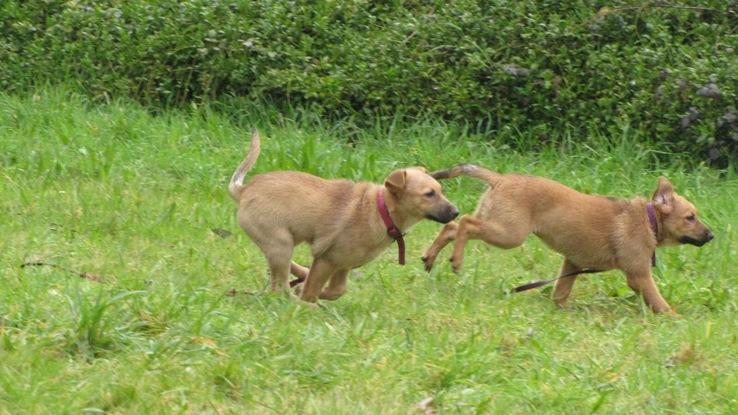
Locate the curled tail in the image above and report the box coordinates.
[228,129,261,201]
[430,164,500,184]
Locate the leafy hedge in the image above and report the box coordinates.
[2,1,737,161]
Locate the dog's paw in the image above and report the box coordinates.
[289,291,320,309]
[554,299,569,309]
[660,307,681,318]
[291,282,304,297]
[449,256,463,274]
[421,255,435,272]
[298,300,321,309]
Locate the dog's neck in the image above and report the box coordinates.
[380,189,416,232]
[645,202,660,266]
[645,202,663,244]
[376,189,407,265]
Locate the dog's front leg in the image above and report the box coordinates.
[300,258,336,303]
[626,271,672,313]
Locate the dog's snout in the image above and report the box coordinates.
[450,206,460,220]
[705,230,714,242]
[427,204,460,224]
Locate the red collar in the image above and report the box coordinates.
[646,203,658,267]
[376,190,405,265]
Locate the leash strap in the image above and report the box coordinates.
[512,268,603,293]
[376,190,406,265]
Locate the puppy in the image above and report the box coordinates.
[422,164,713,313]
[229,130,459,303]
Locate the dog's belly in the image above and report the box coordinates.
[538,234,617,270]
[564,252,616,270]
[325,246,386,269]
[314,233,391,269]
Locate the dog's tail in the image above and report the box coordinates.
[228,129,261,201]
[430,164,500,184]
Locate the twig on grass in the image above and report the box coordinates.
[224,288,257,297]
[20,261,106,283]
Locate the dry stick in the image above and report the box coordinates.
[224,288,257,297]
[20,261,104,282]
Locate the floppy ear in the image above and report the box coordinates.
[384,170,407,194]
[651,176,674,214]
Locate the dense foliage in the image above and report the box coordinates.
[2,1,737,161]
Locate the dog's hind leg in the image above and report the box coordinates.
[320,269,350,300]
[449,215,482,273]
[450,215,529,273]
[290,262,309,279]
[256,230,295,293]
[422,221,458,272]
[552,258,580,307]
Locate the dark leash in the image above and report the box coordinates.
[511,268,604,293]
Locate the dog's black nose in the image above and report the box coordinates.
[450,207,459,219]
[705,230,714,242]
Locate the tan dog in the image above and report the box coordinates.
[422,164,713,313]
[228,130,459,303]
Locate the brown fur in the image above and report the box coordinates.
[422,164,713,313]
[229,130,459,304]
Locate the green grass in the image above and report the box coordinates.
[1,89,737,414]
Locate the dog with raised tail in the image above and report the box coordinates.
[422,164,713,313]
[229,130,459,304]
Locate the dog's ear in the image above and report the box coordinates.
[652,176,675,214]
[384,169,407,194]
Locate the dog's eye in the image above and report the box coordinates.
[424,190,436,198]
[686,214,696,222]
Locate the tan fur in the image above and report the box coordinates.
[423,164,713,313]
[229,130,459,304]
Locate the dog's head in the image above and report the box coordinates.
[384,167,459,224]
[651,176,713,247]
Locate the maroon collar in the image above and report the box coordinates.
[646,203,658,267]
[376,190,405,265]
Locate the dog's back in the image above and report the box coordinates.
[238,171,358,243]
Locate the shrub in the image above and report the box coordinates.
[1,0,736,162]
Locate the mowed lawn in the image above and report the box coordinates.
[1,91,737,414]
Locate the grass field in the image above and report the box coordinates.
[1,90,737,414]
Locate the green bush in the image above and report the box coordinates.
[1,1,737,162]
